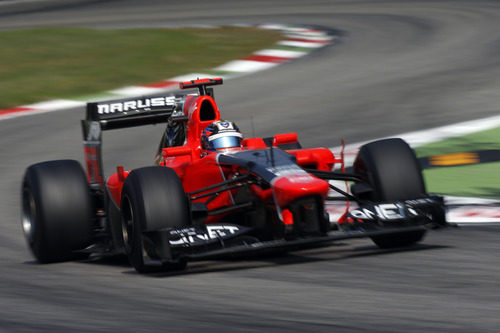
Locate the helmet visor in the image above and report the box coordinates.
[209,135,243,150]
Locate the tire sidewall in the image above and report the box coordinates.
[21,160,93,263]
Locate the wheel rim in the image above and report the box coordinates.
[121,195,135,253]
[21,186,36,243]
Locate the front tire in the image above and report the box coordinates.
[353,138,427,248]
[21,160,93,263]
[120,167,189,273]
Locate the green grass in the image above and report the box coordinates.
[423,162,500,198]
[414,126,500,157]
[414,127,500,198]
[0,27,282,108]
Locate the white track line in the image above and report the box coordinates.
[214,60,278,72]
[109,86,170,96]
[332,114,500,166]
[277,40,326,48]
[25,99,85,111]
[253,49,307,58]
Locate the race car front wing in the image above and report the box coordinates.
[141,196,447,263]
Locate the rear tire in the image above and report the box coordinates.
[120,167,189,273]
[21,160,93,263]
[353,138,427,248]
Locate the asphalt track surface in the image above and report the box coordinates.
[1,0,500,332]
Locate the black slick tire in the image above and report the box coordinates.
[353,138,427,248]
[120,166,189,273]
[21,160,93,263]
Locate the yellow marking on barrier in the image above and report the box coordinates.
[430,152,479,166]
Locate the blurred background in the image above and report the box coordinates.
[1,1,499,332]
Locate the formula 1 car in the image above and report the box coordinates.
[21,78,447,273]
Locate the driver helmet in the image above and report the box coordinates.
[201,120,243,152]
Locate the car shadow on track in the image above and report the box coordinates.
[109,242,450,277]
[22,242,450,276]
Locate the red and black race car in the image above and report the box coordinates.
[21,78,447,273]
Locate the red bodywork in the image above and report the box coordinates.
[104,78,343,226]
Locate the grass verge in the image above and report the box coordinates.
[414,127,500,198]
[422,163,500,198]
[0,27,282,109]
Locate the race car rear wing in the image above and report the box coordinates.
[81,78,224,190]
[82,95,182,189]
[84,95,178,130]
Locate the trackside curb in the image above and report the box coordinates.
[0,24,340,121]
